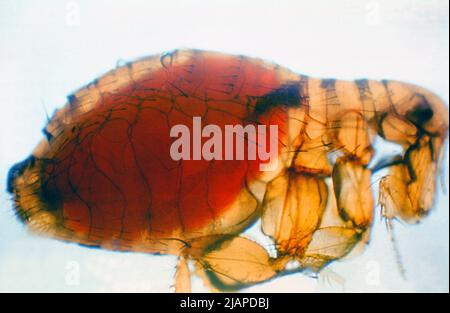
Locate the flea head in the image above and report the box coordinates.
[7,155,60,234]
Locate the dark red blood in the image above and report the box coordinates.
[43,52,289,241]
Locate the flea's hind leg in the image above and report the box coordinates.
[259,169,364,273]
[192,160,372,290]
[193,236,286,292]
[261,171,328,258]
[174,255,192,293]
[194,172,332,291]
[298,112,376,271]
[300,156,375,271]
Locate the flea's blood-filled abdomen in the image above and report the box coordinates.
[16,50,298,248]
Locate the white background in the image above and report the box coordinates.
[0,0,448,292]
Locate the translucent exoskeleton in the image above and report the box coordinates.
[7,50,449,292]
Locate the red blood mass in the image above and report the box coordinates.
[8,49,296,251]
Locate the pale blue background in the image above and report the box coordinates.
[0,0,448,292]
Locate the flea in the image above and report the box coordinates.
[7,49,449,292]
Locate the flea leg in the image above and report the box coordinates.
[260,169,362,271]
[295,156,376,272]
[259,116,373,272]
[319,267,346,290]
[195,171,330,291]
[194,230,358,291]
[293,112,375,271]
[194,236,286,292]
[194,165,369,290]
[261,171,328,258]
[299,226,362,271]
[174,255,192,293]
[332,157,374,230]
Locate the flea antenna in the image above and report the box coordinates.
[385,219,407,280]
